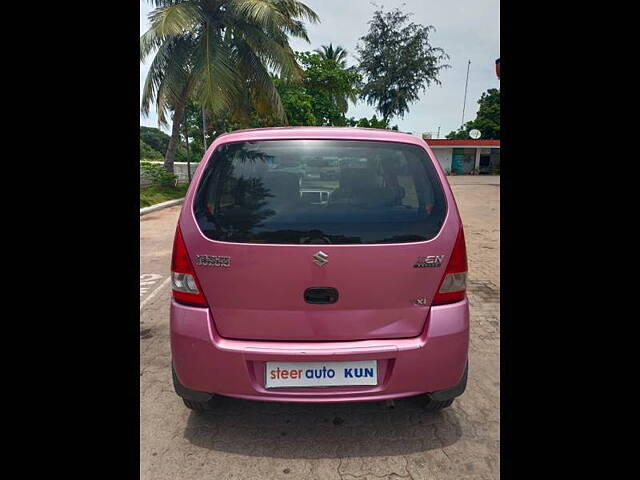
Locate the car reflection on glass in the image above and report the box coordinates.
[300,189,331,205]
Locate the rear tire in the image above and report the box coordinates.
[182,398,213,412]
[424,398,454,411]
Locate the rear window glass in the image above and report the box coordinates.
[193,140,447,244]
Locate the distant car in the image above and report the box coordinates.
[300,189,331,204]
[170,127,469,411]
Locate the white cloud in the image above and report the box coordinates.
[140,0,499,137]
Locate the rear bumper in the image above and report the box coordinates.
[170,298,469,403]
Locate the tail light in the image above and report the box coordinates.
[433,226,468,305]
[171,225,208,307]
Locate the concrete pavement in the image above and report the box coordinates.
[139,176,500,479]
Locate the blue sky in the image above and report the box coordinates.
[140,0,499,137]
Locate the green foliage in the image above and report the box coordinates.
[300,51,361,125]
[140,126,171,155]
[445,130,464,139]
[175,149,202,164]
[140,161,178,187]
[140,139,164,161]
[274,78,317,125]
[273,51,360,126]
[180,98,247,159]
[140,184,189,208]
[178,49,367,140]
[180,99,209,158]
[356,7,449,122]
[347,115,397,130]
[446,89,500,139]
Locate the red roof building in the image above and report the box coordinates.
[425,139,500,175]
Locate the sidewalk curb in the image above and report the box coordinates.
[140,198,184,217]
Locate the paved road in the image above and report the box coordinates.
[140,176,500,479]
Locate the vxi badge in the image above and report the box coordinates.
[414,255,444,268]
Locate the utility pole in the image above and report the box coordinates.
[461,60,471,129]
[184,123,191,183]
[202,107,207,150]
[437,126,441,139]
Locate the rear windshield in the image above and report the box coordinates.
[193,139,447,244]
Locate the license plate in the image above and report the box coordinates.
[265,360,377,388]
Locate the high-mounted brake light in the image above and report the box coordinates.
[171,225,208,307]
[432,226,468,305]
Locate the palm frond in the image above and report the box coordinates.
[146,1,186,7]
[140,29,163,61]
[228,0,318,40]
[191,22,242,115]
[141,35,193,125]
[271,0,319,24]
[141,40,172,117]
[148,1,202,37]
[235,38,287,123]
[141,2,201,61]
[233,20,303,81]
[315,43,348,67]
[281,19,309,42]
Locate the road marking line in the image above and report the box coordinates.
[140,273,163,297]
[140,276,171,311]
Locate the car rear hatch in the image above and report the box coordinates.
[185,138,457,342]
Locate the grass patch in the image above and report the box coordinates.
[140,184,189,208]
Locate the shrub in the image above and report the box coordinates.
[175,149,202,164]
[140,162,177,187]
[140,139,163,161]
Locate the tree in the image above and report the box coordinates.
[446,89,500,139]
[356,7,449,123]
[277,51,360,126]
[140,139,164,161]
[314,43,348,68]
[274,77,317,125]
[179,98,246,163]
[177,49,360,148]
[140,0,319,173]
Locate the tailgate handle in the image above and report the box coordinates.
[304,287,339,304]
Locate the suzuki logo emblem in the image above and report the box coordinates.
[313,251,329,266]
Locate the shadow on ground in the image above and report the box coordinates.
[183,395,462,459]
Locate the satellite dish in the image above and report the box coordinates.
[469,129,481,139]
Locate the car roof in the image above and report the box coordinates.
[212,126,424,146]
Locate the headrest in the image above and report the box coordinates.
[339,167,378,192]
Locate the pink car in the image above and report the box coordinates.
[170,127,469,411]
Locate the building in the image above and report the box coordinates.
[425,139,500,174]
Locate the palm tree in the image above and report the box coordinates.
[314,43,348,68]
[314,44,357,114]
[141,0,319,173]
